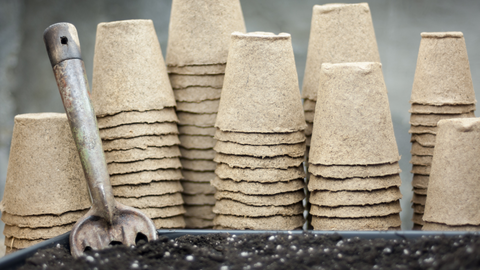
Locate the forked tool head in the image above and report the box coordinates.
[70,202,158,257]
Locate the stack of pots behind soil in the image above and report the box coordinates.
[422,118,480,231]
[212,32,307,230]
[0,114,91,254]
[409,32,476,230]
[302,3,380,157]
[166,0,246,229]
[91,20,186,229]
[308,62,403,231]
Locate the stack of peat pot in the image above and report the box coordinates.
[166,0,246,229]
[302,3,380,158]
[0,114,91,254]
[422,118,480,231]
[409,32,476,230]
[308,62,403,231]
[91,20,186,229]
[212,32,307,230]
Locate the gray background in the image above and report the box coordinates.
[0,0,479,247]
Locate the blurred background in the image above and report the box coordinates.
[0,0,479,249]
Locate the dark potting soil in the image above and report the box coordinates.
[19,233,480,270]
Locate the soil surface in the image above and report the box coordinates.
[19,233,480,270]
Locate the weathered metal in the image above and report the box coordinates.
[43,22,157,258]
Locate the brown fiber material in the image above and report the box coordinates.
[1,210,88,228]
[5,238,45,249]
[309,187,402,207]
[167,64,226,75]
[215,32,306,133]
[303,99,316,112]
[411,165,431,176]
[410,142,434,156]
[174,87,222,102]
[410,32,476,106]
[179,135,216,149]
[177,112,217,127]
[182,171,216,183]
[413,188,428,196]
[112,181,183,198]
[102,135,180,151]
[412,203,425,214]
[109,169,183,186]
[412,174,429,189]
[180,148,216,160]
[184,205,215,219]
[214,141,306,158]
[308,163,401,179]
[116,193,184,209]
[412,213,425,225]
[310,201,401,218]
[91,20,175,116]
[181,182,216,195]
[105,146,181,163]
[409,104,476,114]
[409,125,438,135]
[215,163,305,183]
[410,134,436,147]
[184,217,214,229]
[409,112,475,126]
[309,62,399,165]
[166,0,245,66]
[99,123,178,140]
[3,223,73,240]
[304,111,315,123]
[411,194,426,205]
[1,113,91,216]
[213,214,304,230]
[182,194,216,205]
[410,155,433,166]
[308,174,401,192]
[214,153,304,169]
[152,215,186,229]
[301,3,380,101]
[422,221,480,231]
[214,190,305,206]
[97,109,179,129]
[211,177,305,195]
[311,214,401,231]
[139,205,186,219]
[423,118,480,226]
[180,159,216,171]
[107,158,182,175]
[305,122,313,136]
[169,74,225,89]
[176,100,220,114]
[214,129,306,146]
[213,200,304,217]
[178,126,216,136]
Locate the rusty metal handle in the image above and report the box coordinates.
[44,22,116,224]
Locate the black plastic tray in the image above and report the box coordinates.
[0,229,474,270]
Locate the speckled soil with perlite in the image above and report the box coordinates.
[18,233,480,270]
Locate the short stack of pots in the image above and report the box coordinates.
[166,0,246,228]
[1,114,91,254]
[212,32,307,230]
[308,62,403,231]
[91,20,186,229]
[409,32,476,229]
[423,118,480,231]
